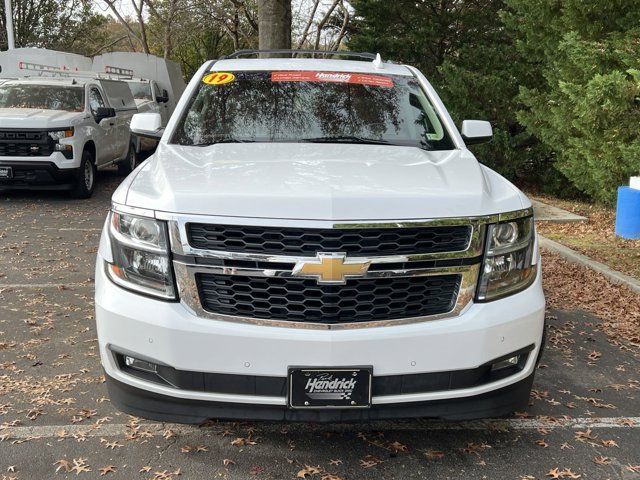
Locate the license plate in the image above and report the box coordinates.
[288,367,372,409]
[0,167,12,179]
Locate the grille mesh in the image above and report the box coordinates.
[0,131,54,157]
[196,273,461,324]
[187,223,471,257]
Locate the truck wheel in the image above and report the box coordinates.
[71,150,96,199]
[117,144,137,176]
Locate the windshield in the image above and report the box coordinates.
[0,84,84,112]
[128,81,153,100]
[172,70,455,150]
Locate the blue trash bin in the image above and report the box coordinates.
[615,186,640,239]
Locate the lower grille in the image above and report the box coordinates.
[196,273,461,324]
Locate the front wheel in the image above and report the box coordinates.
[117,144,137,176]
[70,150,96,199]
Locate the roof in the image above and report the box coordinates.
[208,58,413,76]
[2,77,85,87]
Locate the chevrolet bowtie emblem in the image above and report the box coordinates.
[292,253,371,285]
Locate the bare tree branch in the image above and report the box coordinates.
[313,0,339,50]
[296,0,320,49]
[90,34,129,56]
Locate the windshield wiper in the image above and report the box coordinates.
[301,135,395,146]
[190,138,255,146]
[302,136,431,150]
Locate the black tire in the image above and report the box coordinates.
[117,143,137,176]
[70,150,96,199]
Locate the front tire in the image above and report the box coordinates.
[71,150,96,199]
[117,144,137,176]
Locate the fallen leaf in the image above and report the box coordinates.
[99,465,116,476]
[424,449,445,459]
[546,468,562,479]
[54,459,72,473]
[601,439,618,447]
[297,465,322,478]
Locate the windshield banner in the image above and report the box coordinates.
[271,71,393,88]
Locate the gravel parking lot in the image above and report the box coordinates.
[0,171,639,480]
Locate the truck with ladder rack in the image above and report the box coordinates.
[0,61,139,198]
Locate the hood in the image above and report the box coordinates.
[121,143,526,221]
[134,99,154,109]
[0,108,83,129]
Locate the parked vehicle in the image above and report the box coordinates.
[95,51,546,423]
[0,47,92,79]
[93,53,185,153]
[0,65,138,198]
[92,52,185,126]
[124,78,170,151]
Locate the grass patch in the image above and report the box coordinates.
[531,194,640,280]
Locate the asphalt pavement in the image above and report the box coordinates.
[0,168,638,480]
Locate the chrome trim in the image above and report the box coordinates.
[498,207,533,222]
[168,217,488,261]
[114,206,533,329]
[112,202,156,219]
[174,261,480,330]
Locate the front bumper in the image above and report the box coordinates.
[95,254,545,422]
[105,369,536,423]
[0,160,79,190]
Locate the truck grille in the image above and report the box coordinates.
[0,131,54,157]
[196,273,461,324]
[186,223,472,256]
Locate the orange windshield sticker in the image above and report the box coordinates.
[203,72,235,85]
[271,71,393,87]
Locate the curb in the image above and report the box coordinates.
[538,235,640,294]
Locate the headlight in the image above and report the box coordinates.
[48,128,74,141]
[476,215,536,301]
[105,210,176,299]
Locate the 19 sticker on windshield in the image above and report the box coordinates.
[202,72,235,86]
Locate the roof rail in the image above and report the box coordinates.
[18,61,134,80]
[223,49,383,61]
[104,65,134,78]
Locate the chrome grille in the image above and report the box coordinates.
[196,273,461,324]
[153,209,537,330]
[186,223,472,256]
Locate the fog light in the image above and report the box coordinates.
[491,355,520,372]
[124,356,157,373]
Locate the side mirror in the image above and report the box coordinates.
[461,120,493,145]
[95,107,116,124]
[130,112,164,139]
[157,89,169,103]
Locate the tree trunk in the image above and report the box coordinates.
[257,0,291,53]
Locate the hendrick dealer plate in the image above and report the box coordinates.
[288,367,372,409]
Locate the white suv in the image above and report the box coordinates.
[95,51,545,422]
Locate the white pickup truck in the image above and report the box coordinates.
[0,76,138,198]
[95,51,546,423]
